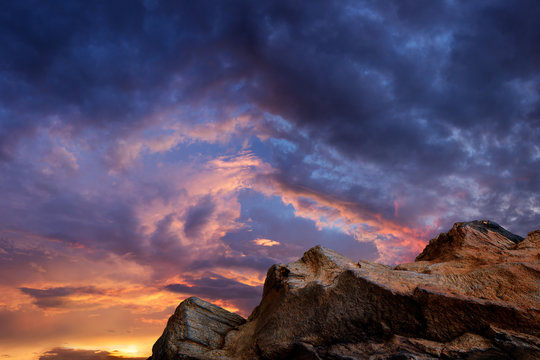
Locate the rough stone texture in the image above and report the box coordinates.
[149,297,245,360]
[149,220,540,359]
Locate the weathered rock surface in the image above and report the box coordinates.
[150,297,246,360]
[149,220,540,359]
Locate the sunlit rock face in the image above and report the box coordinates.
[149,220,540,360]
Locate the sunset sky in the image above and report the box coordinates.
[1,1,539,359]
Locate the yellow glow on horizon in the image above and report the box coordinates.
[109,344,139,357]
[61,340,154,358]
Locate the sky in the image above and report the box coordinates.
[0,0,539,359]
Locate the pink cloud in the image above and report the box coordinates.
[252,174,431,264]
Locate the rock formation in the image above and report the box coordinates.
[150,297,246,360]
[149,220,540,359]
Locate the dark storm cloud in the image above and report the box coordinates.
[244,0,540,234]
[20,286,102,308]
[0,0,234,158]
[1,1,538,183]
[39,347,146,360]
[0,0,538,261]
[183,195,216,238]
[251,0,539,174]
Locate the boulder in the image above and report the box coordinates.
[149,297,245,360]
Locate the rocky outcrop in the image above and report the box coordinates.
[149,220,540,359]
[150,297,245,360]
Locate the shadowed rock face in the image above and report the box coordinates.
[149,221,540,360]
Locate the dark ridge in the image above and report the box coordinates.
[458,220,524,244]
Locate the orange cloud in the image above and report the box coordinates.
[134,151,275,260]
[0,147,434,360]
[253,175,430,264]
[253,238,280,247]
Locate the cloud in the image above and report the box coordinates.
[253,238,280,247]
[1,0,538,239]
[165,272,262,313]
[0,0,536,279]
[222,190,380,262]
[19,286,102,309]
[246,0,540,237]
[0,1,539,357]
[165,273,261,300]
[183,195,216,239]
[39,347,146,360]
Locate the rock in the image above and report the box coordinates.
[149,221,540,359]
[415,220,524,262]
[149,297,245,360]
[489,326,540,360]
[440,332,507,359]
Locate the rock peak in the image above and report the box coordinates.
[456,220,524,243]
[415,219,526,262]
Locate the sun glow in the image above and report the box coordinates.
[66,342,151,358]
[110,344,140,357]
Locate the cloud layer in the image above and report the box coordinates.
[0,0,538,358]
[39,348,146,360]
